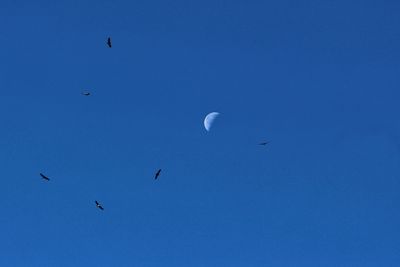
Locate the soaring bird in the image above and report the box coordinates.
[95,200,104,210]
[81,91,91,96]
[259,141,270,146]
[107,37,112,48]
[154,169,161,180]
[40,173,50,181]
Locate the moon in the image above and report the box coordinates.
[204,112,220,131]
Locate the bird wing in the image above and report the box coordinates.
[40,173,49,180]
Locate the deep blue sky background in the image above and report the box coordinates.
[1,0,400,266]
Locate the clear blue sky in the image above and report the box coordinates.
[1,0,400,266]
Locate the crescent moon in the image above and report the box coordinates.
[204,112,220,131]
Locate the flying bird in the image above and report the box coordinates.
[81,91,90,96]
[154,169,161,180]
[95,200,104,210]
[40,173,50,181]
[259,141,270,146]
[106,37,112,48]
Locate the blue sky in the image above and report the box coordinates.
[1,0,400,266]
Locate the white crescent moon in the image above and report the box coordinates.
[204,112,220,131]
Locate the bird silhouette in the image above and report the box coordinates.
[95,200,104,210]
[154,169,161,180]
[259,141,270,146]
[40,173,50,181]
[107,37,112,48]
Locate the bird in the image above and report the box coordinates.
[259,141,270,146]
[40,173,50,181]
[106,37,112,48]
[154,169,161,180]
[95,200,104,210]
[81,91,90,96]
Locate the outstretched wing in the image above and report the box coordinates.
[155,169,161,179]
[95,200,104,210]
[40,173,50,180]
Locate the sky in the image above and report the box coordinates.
[0,0,400,266]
